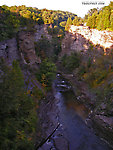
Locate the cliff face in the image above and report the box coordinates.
[0,25,113,65]
[61,25,113,56]
[18,31,41,65]
[0,25,48,66]
[61,32,91,56]
[34,24,52,42]
[0,38,19,65]
[69,26,113,49]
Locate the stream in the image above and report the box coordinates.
[53,73,112,150]
[37,74,112,150]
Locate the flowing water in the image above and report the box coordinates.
[54,74,112,150]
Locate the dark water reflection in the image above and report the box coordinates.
[54,74,112,150]
[63,91,90,120]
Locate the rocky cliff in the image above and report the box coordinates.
[61,25,113,56]
[34,24,52,42]
[0,24,113,148]
[18,31,41,65]
[0,38,19,65]
[0,25,50,66]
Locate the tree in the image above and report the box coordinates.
[86,16,93,28]
[72,16,79,26]
[87,8,98,16]
[103,6,111,29]
[42,10,54,24]
[0,60,36,150]
[60,21,66,27]
[61,53,80,72]
[36,59,56,87]
[110,12,113,30]
[65,17,72,31]
[96,11,104,30]
[91,12,97,28]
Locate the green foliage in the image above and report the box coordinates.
[60,21,66,27]
[61,53,80,72]
[87,8,98,16]
[65,17,72,31]
[85,2,113,31]
[81,54,113,87]
[87,57,92,68]
[51,37,62,58]
[36,59,56,88]
[0,60,37,150]
[85,69,108,87]
[35,36,51,59]
[110,11,113,30]
[0,5,80,41]
[72,16,80,26]
[96,11,104,30]
[76,53,113,116]
[47,25,64,38]
[86,12,97,28]
[32,86,44,100]
[35,35,62,61]
[78,65,87,76]
[94,73,113,115]
[42,10,54,24]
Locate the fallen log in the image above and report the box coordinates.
[35,123,60,150]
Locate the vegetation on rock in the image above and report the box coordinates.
[0,2,113,148]
[61,52,80,72]
[0,60,37,149]
[36,59,56,89]
[0,5,79,41]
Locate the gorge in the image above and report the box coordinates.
[0,4,113,150]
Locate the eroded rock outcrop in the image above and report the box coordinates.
[69,25,113,49]
[61,32,91,56]
[0,30,42,66]
[18,31,41,65]
[61,25,113,56]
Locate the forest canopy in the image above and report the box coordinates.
[84,1,113,30]
[0,2,112,41]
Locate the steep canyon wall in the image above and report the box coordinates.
[61,25,113,56]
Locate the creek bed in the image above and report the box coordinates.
[37,74,112,150]
[54,73,112,150]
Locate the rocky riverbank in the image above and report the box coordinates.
[35,75,112,150]
[35,92,69,150]
[59,73,113,148]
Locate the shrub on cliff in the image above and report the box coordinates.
[36,59,56,88]
[61,53,80,72]
[35,36,52,59]
[35,36,62,62]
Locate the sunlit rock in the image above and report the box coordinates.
[69,25,113,49]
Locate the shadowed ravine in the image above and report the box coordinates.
[37,74,112,150]
[53,74,112,150]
